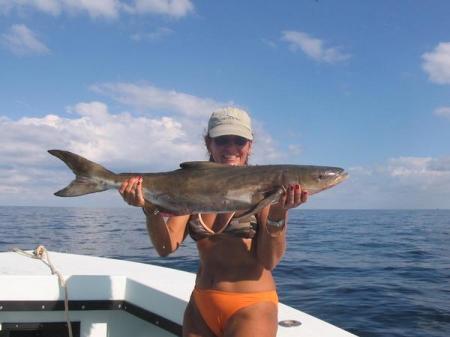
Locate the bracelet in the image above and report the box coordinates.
[142,205,160,217]
[266,217,286,236]
[267,218,285,228]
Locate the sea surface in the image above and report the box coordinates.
[0,207,449,337]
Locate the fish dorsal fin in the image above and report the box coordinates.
[180,161,226,169]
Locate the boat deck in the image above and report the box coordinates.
[0,251,356,337]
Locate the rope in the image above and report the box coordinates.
[12,245,73,337]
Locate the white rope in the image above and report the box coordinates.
[12,245,73,337]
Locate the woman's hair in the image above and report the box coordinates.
[203,133,215,162]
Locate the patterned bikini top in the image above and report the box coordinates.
[188,213,258,241]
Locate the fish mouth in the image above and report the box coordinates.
[307,170,348,195]
[331,171,348,187]
[320,170,348,192]
[339,170,349,180]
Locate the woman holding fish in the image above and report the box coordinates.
[119,107,308,337]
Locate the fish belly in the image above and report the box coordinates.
[143,188,258,214]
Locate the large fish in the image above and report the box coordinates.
[49,150,348,217]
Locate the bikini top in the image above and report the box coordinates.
[188,213,258,241]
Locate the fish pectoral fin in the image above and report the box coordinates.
[234,187,285,220]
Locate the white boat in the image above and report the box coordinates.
[0,249,357,337]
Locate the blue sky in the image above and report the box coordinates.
[1,0,450,209]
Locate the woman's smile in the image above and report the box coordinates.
[208,138,252,166]
[221,154,241,165]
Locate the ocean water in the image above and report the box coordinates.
[0,207,449,337]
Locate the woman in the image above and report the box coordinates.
[119,107,307,337]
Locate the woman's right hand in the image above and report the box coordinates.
[119,176,145,207]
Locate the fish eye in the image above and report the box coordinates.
[316,173,325,181]
[317,172,335,180]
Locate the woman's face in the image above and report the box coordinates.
[207,135,252,166]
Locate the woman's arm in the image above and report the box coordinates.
[256,184,308,270]
[119,176,190,257]
[142,204,190,257]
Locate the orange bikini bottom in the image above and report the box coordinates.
[192,288,278,337]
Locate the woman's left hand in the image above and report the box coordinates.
[278,184,308,210]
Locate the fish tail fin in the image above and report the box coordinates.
[48,149,115,197]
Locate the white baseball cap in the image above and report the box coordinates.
[207,107,253,140]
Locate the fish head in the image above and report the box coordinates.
[298,166,348,195]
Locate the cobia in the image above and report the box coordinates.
[49,149,348,217]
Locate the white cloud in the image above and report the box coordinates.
[281,30,350,64]
[67,0,120,18]
[422,42,450,85]
[384,157,450,199]
[91,82,227,118]
[387,157,430,177]
[0,0,61,15]
[89,83,283,164]
[0,0,194,18]
[133,0,194,18]
[0,0,120,18]
[310,156,450,209]
[287,144,302,156]
[0,82,282,206]
[434,106,450,119]
[0,101,201,205]
[2,97,450,209]
[1,79,448,208]
[24,0,61,15]
[0,104,199,168]
[428,157,450,172]
[1,24,50,56]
